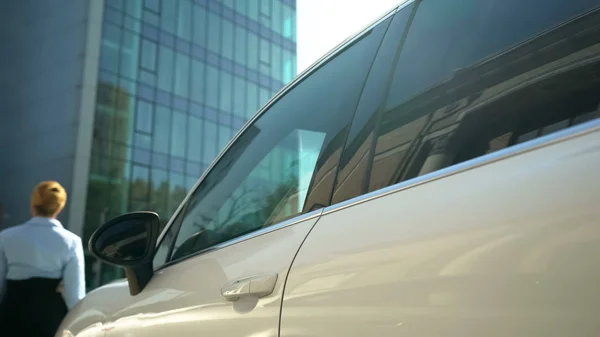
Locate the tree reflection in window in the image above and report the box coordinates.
[170,130,324,260]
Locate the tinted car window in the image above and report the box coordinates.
[153,218,176,268]
[157,18,391,263]
[387,0,600,110]
[332,0,600,203]
[332,6,414,203]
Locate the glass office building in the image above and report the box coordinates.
[87,0,296,287]
[0,0,296,290]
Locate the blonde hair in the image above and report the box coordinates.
[31,181,67,217]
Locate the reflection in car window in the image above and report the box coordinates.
[332,0,600,203]
[332,7,414,203]
[387,0,600,110]
[164,18,391,262]
[170,130,325,261]
[153,218,176,269]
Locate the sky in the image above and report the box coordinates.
[297,0,401,72]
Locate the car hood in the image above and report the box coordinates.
[56,279,131,337]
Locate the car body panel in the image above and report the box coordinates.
[56,1,600,337]
[58,215,319,337]
[280,123,600,337]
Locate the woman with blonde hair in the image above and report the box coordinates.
[0,181,86,336]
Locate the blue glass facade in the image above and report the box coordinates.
[85,0,296,288]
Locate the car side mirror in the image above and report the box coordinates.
[89,211,160,295]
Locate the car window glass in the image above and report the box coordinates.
[387,0,600,110]
[332,7,414,203]
[153,218,176,269]
[332,0,600,203]
[164,18,391,263]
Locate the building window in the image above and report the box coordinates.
[208,12,222,54]
[136,100,154,133]
[177,0,192,41]
[140,39,157,71]
[174,53,190,97]
[157,46,174,92]
[160,0,177,34]
[206,65,220,109]
[154,106,171,154]
[170,110,187,157]
[187,116,203,162]
[190,59,206,104]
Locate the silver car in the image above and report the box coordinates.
[59,0,600,336]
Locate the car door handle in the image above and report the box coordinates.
[221,273,278,301]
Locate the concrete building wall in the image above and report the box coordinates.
[0,0,92,228]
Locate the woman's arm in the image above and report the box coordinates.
[62,237,86,309]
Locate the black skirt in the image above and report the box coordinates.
[0,277,68,337]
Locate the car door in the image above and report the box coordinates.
[281,1,600,337]
[98,13,391,337]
